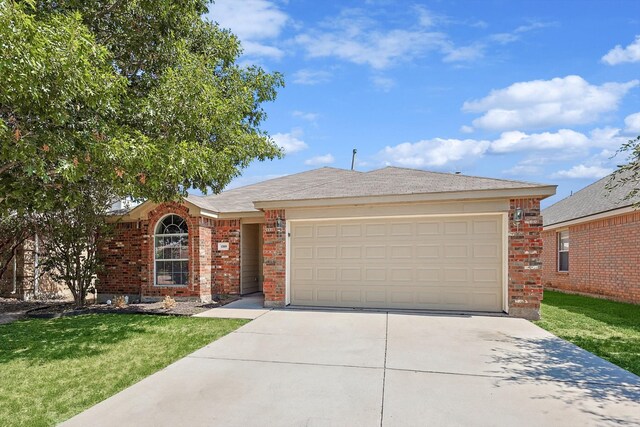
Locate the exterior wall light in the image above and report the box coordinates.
[513,208,524,221]
[275,217,284,228]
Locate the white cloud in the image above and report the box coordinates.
[240,41,284,60]
[463,75,638,131]
[292,111,319,122]
[371,75,396,91]
[292,69,332,85]
[489,127,628,154]
[460,125,474,133]
[489,21,555,45]
[602,36,640,65]
[294,8,454,69]
[209,0,288,59]
[296,28,449,69]
[502,164,543,176]
[624,112,640,134]
[379,138,490,168]
[442,44,485,63]
[553,165,613,179]
[304,154,335,166]
[490,129,589,153]
[272,128,308,153]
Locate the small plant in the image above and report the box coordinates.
[162,295,176,310]
[113,295,127,309]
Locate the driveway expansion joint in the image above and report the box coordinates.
[380,312,389,427]
[186,354,384,371]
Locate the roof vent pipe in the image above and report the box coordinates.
[351,149,357,171]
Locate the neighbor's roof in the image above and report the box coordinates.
[186,167,360,213]
[253,166,554,205]
[542,172,639,227]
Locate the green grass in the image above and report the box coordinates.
[0,314,248,427]
[536,290,640,376]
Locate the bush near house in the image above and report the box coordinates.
[0,314,248,427]
[536,290,640,376]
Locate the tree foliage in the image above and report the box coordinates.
[609,135,640,205]
[0,0,284,216]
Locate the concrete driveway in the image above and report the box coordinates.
[63,310,640,427]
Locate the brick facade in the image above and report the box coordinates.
[508,198,544,320]
[211,219,241,295]
[99,200,547,318]
[262,209,286,307]
[542,210,640,305]
[98,203,214,302]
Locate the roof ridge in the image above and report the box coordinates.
[376,166,545,186]
[543,172,629,212]
[200,167,356,199]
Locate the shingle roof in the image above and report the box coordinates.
[254,166,551,203]
[186,167,360,213]
[542,172,640,226]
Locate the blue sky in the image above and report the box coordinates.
[205,0,640,207]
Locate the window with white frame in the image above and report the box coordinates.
[154,214,188,286]
[557,230,569,272]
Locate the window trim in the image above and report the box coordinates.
[154,214,189,287]
[557,230,569,272]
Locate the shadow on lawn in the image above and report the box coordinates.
[489,333,640,425]
[0,314,154,363]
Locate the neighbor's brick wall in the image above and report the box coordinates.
[0,238,70,300]
[262,209,286,307]
[508,198,544,320]
[542,210,640,304]
[211,219,241,295]
[0,245,24,298]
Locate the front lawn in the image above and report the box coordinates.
[536,290,640,376]
[0,314,248,427]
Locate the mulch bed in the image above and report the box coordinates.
[0,295,241,322]
[0,297,51,315]
[24,296,241,319]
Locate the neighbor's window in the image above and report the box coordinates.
[557,230,569,272]
[154,214,188,286]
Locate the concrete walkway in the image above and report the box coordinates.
[63,310,640,427]
[194,293,269,319]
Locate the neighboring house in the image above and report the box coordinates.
[0,236,72,300]
[542,173,640,304]
[98,166,556,319]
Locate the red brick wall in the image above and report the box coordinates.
[542,211,640,304]
[211,219,241,295]
[262,209,286,307]
[99,221,144,298]
[98,202,215,301]
[508,198,544,320]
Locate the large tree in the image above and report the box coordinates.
[0,0,284,216]
[0,0,284,286]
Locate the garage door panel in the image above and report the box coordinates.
[473,243,499,258]
[390,245,413,259]
[290,215,503,312]
[391,223,413,236]
[444,221,468,235]
[444,244,469,258]
[365,268,386,281]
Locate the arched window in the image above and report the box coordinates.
[154,214,188,286]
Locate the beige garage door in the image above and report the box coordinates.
[290,215,504,312]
